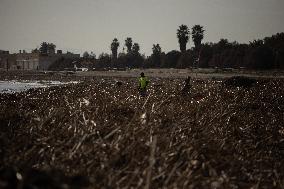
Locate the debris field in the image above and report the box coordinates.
[0,76,284,189]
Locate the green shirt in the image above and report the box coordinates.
[139,76,149,89]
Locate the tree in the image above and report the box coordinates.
[148,44,162,67]
[97,53,111,68]
[32,48,39,53]
[90,51,96,59]
[48,43,56,54]
[161,50,181,68]
[111,38,120,59]
[192,25,205,50]
[177,25,190,53]
[152,44,162,56]
[39,42,56,54]
[39,42,48,54]
[217,39,231,52]
[125,37,133,53]
[198,43,213,68]
[249,40,264,48]
[83,51,90,58]
[249,45,274,69]
[132,43,140,55]
[177,51,194,68]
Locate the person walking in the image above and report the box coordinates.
[138,72,149,97]
[181,76,191,95]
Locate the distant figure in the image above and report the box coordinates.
[181,76,191,95]
[138,72,149,97]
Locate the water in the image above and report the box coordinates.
[0,80,79,93]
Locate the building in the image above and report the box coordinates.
[15,51,40,70]
[0,50,16,70]
[0,49,80,71]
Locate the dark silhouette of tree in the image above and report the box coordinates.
[132,43,140,55]
[32,48,39,53]
[115,41,144,68]
[248,45,274,69]
[48,57,76,71]
[125,37,133,53]
[152,44,162,55]
[130,43,143,67]
[39,42,48,54]
[151,44,162,67]
[177,25,190,53]
[177,51,194,68]
[198,43,213,68]
[161,50,181,68]
[263,33,284,68]
[97,53,111,68]
[111,38,120,59]
[217,39,231,50]
[47,43,56,54]
[83,51,90,58]
[45,32,284,70]
[144,44,163,68]
[90,51,96,59]
[192,25,205,50]
[249,40,264,48]
[191,25,205,67]
[39,42,56,54]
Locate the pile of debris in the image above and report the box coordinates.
[0,167,89,189]
[0,77,283,188]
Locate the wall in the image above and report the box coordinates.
[0,51,16,70]
[16,53,40,70]
[1,51,80,71]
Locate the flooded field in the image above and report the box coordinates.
[0,80,79,93]
[0,71,284,188]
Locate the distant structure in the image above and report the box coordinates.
[0,50,15,70]
[0,49,80,71]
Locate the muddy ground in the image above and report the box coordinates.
[0,71,284,188]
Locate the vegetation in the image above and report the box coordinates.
[95,29,284,70]
[83,51,90,58]
[111,38,120,60]
[192,25,205,50]
[44,26,284,71]
[177,25,190,53]
[125,37,133,54]
[132,43,140,55]
[39,42,56,55]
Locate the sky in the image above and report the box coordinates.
[0,0,284,56]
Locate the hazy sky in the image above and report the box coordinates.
[0,0,284,56]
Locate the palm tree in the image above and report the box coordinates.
[125,37,133,53]
[177,25,190,53]
[192,25,205,50]
[111,38,120,59]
